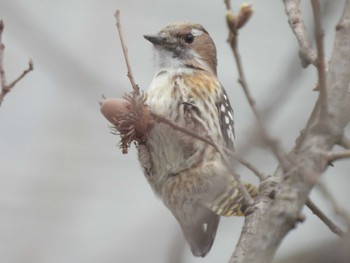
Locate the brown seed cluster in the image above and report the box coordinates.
[100,92,154,153]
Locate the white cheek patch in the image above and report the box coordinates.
[156,48,184,69]
[191,28,203,36]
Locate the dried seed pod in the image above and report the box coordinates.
[100,92,154,153]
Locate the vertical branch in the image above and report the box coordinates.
[0,19,33,107]
[311,0,329,120]
[283,0,317,67]
[229,0,350,261]
[114,10,140,96]
[0,20,6,89]
[225,3,289,170]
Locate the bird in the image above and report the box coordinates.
[137,21,257,257]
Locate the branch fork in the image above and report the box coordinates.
[0,20,33,107]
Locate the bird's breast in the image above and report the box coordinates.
[141,68,223,193]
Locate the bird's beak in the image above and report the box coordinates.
[143,34,166,46]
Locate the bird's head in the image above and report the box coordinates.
[144,22,217,75]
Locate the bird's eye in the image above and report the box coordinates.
[184,33,194,44]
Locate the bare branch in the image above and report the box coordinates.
[326,149,350,162]
[0,20,6,88]
[110,5,350,263]
[114,10,140,96]
[306,198,345,237]
[227,153,267,181]
[311,0,329,119]
[225,3,289,171]
[317,180,350,226]
[7,59,33,89]
[283,0,317,67]
[0,19,34,107]
[230,0,350,261]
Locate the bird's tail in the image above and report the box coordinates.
[181,210,220,257]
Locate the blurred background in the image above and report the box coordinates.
[0,0,349,262]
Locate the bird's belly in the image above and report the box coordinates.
[150,124,200,168]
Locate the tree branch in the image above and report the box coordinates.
[228,154,267,181]
[306,198,345,237]
[230,1,350,262]
[108,5,350,263]
[311,0,329,119]
[114,10,139,96]
[283,0,317,67]
[225,3,290,171]
[326,149,350,162]
[317,180,350,226]
[0,19,33,107]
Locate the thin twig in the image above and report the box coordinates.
[225,3,289,171]
[317,181,350,226]
[114,10,139,96]
[6,59,33,89]
[227,151,267,181]
[0,19,33,107]
[283,0,317,67]
[152,112,254,206]
[311,0,329,120]
[306,198,345,237]
[326,149,350,162]
[0,20,6,88]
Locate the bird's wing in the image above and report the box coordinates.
[218,86,235,151]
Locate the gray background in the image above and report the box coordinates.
[0,0,348,262]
